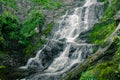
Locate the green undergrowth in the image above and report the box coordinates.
[30,0,62,10]
[101,0,120,21]
[0,66,5,69]
[0,10,20,52]
[20,10,45,38]
[0,51,7,61]
[80,0,120,80]
[88,0,120,45]
[20,10,45,57]
[80,36,120,80]
[0,0,18,10]
[23,35,44,57]
[80,62,120,80]
[44,21,54,35]
[88,20,116,45]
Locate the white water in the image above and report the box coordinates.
[21,0,104,80]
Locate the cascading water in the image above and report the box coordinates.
[21,0,104,80]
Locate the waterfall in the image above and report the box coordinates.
[21,0,104,80]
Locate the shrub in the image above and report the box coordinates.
[88,20,116,44]
[20,10,45,38]
[30,0,62,10]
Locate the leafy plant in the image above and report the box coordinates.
[88,20,116,44]
[80,70,97,80]
[0,11,20,51]
[20,10,45,38]
[44,21,54,35]
[30,0,62,10]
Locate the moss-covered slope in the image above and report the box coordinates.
[79,0,120,80]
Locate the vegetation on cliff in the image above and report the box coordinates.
[80,36,120,80]
[0,0,62,73]
[0,0,63,79]
[79,0,120,80]
[88,0,120,45]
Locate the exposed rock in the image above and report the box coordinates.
[114,11,120,20]
[16,0,34,22]
[35,26,40,33]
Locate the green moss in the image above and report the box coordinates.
[80,70,97,80]
[23,35,44,57]
[0,51,7,60]
[79,36,120,80]
[0,9,45,61]
[19,10,45,57]
[113,48,120,61]
[113,36,120,62]
[29,0,62,10]
[88,20,116,44]
[0,66,5,69]
[1,0,18,10]
[80,62,120,80]
[0,11,20,50]
[44,21,54,35]
[101,0,120,21]
[88,0,120,45]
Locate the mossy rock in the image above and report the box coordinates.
[88,19,116,45]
